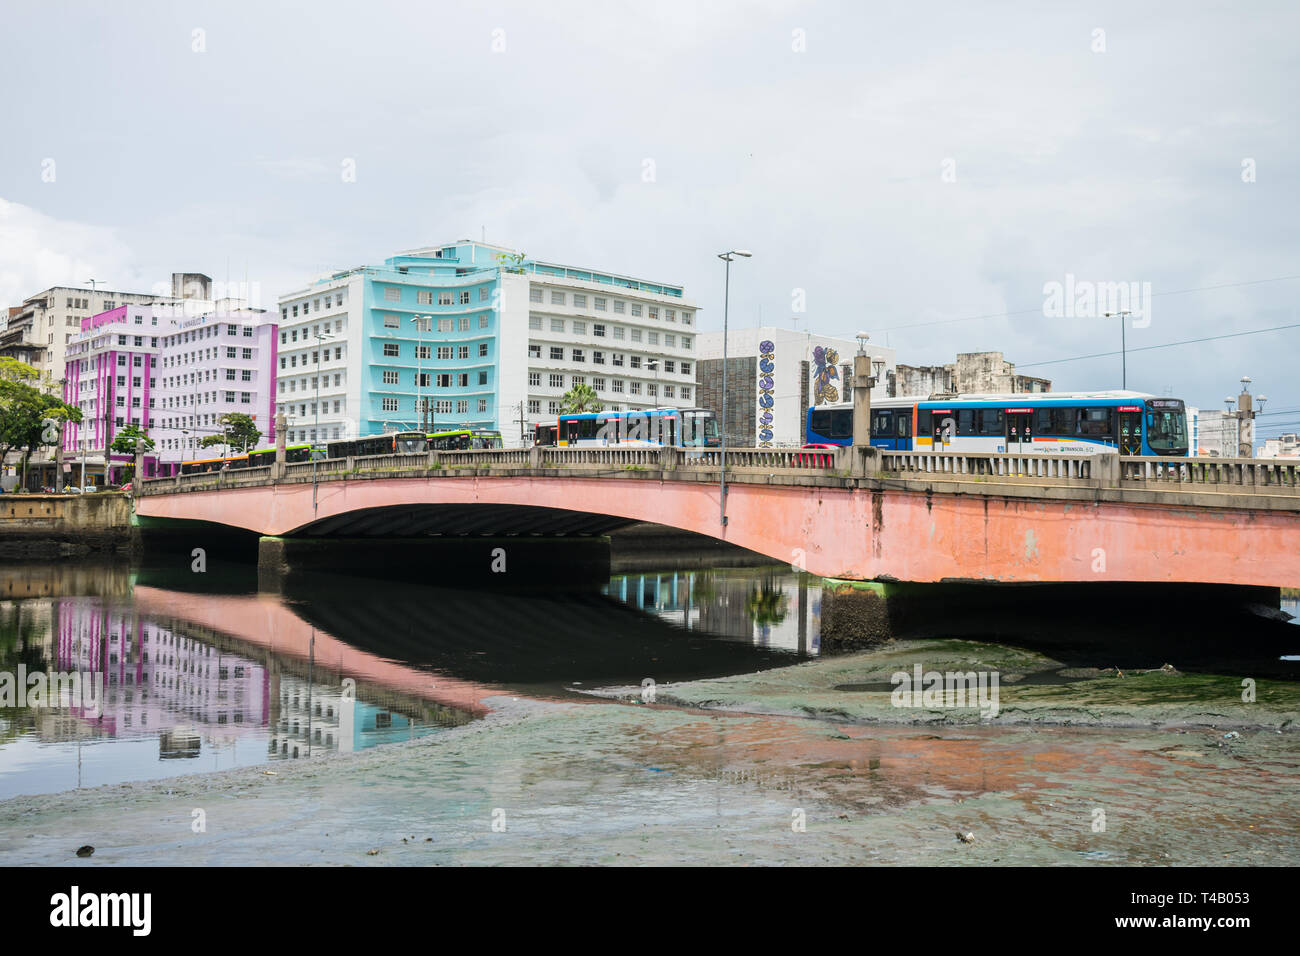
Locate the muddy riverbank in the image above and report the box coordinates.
[2,663,1297,865]
[588,638,1300,731]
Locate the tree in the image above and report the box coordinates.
[199,413,262,455]
[560,383,603,414]
[495,251,526,274]
[0,376,81,488]
[110,424,155,456]
[0,357,39,384]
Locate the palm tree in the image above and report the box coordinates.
[560,383,603,414]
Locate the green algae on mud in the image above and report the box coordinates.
[593,638,1300,731]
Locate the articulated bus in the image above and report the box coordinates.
[536,407,721,447]
[806,392,1189,457]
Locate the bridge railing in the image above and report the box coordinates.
[136,448,1300,504]
[878,450,1095,480]
[1119,455,1300,491]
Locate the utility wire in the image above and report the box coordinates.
[1016,322,1300,370]
[873,273,1300,334]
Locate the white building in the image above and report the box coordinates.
[274,241,702,447]
[695,328,898,447]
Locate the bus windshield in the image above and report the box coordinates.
[1145,401,1188,455]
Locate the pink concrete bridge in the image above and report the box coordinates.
[135,446,1300,588]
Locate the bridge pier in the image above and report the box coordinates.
[256,535,613,591]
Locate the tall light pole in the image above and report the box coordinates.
[716,249,752,527]
[412,314,432,431]
[1103,310,1132,390]
[1225,376,1265,458]
[312,331,332,512]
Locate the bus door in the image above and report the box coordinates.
[929,409,954,451]
[1118,406,1143,455]
[1006,409,1034,453]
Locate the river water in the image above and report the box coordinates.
[1,558,1297,865]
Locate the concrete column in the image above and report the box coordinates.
[528,445,543,470]
[658,446,679,472]
[274,408,287,465]
[852,351,873,477]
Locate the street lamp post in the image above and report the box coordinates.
[312,331,332,512]
[412,315,432,432]
[1103,310,1132,389]
[715,250,751,527]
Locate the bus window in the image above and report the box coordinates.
[978,409,1004,436]
[830,409,852,439]
[896,413,911,438]
[1078,407,1113,437]
[957,408,975,436]
[917,411,933,438]
[871,410,892,438]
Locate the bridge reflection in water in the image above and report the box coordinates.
[0,561,813,798]
[605,569,821,655]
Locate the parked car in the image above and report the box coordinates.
[796,442,838,468]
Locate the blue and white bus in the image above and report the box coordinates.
[547,407,721,448]
[806,391,1189,457]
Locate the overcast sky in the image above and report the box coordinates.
[2,1,1297,434]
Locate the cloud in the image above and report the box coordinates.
[0,198,136,309]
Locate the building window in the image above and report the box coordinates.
[613,300,625,313]
[478,370,488,385]
[593,351,605,365]
[572,320,586,335]
[529,286,543,303]
[383,370,399,385]
[529,344,541,358]
[593,324,605,337]
[437,292,453,306]
[664,360,675,373]
[528,400,540,414]
[529,315,543,330]
[681,336,692,349]
[417,291,433,305]
[612,380,624,393]
[437,346,452,359]
[594,297,606,311]
[479,286,490,302]
[631,356,642,369]
[459,291,471,305]
[548,401,560,415]
[436,374,452,387]
[681,362,691,375]
[477,398,487,412]
[648,332,659,346]
[551,318,565,333]
[529,372,541,387]
[573,294,587,308]
[594,377,606,391]
[550,291,565,305]
[383,343,400,357]
[384,315,400,328]
[479,314,490,328]
[631,304,642,317]
[572,349,585,362]
[630,382,641,395]
[457,345,469,359]
[417,345,431,360]
[438,317,453,332]
[666,309,675,322]
[384,287,401,302]
[382,397,399,412]
[549,346,563,360]
[631,329,642,342]
[681,386,692,400]
[456,400,468,413]
[612,353,625,367]
[664,385,675,398]
[572,376,585,387]
[549,373,564,388]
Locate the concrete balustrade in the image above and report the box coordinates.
[137,447,1300,511]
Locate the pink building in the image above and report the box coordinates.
[63,304,277,478]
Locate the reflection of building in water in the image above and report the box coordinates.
[606,570,821,654]
[269,674,464,759]
[40,599,270,752]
